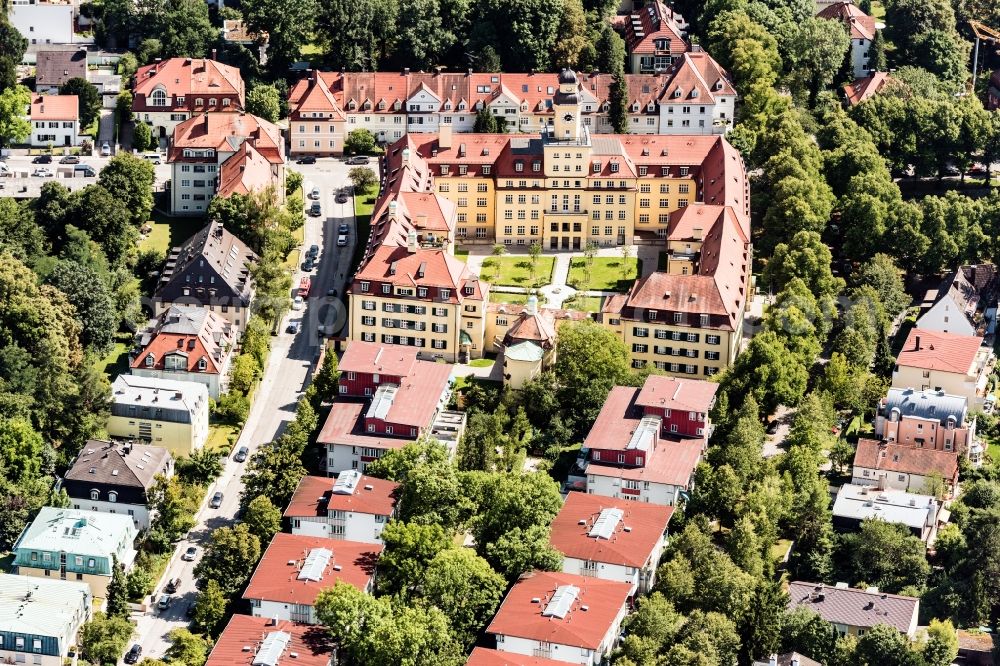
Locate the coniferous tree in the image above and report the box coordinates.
[105,554,130,620]
[868,30,887,72]
[609,67,629,134]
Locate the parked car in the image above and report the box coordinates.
[124,644,143,664]
[157,594,171,611]
[32,167,53,177]
[181,546,198,561]
[346,155,370,165]
[338,223,349,234]
[234,445,250,462]
[308,201,322,217]
[59,155,80,164]
[32,155,52,164]
[301,258,315,272]
[335,192,349,204]
[309,186,321,200]
[209,491,224,509]
[100,142,111,156]
[165,578,179,594]
[307,244,320,258]
[286,321,301,334]
[292,295,304,311]
[296,155,317,164]
[74,164,97,177]
[337,234,348,247]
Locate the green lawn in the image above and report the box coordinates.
[454,249,470,259]
[140,210,204,255]
[469,358,495,368]
[771,538,793,564]
[482,256,555,288]
[206,423,239,454]
[871,0,886,20]
[491,293,532,306]
[562,295,604,312]
[349,184,379,276]
[566,257,639,292]
[95,341,131,380]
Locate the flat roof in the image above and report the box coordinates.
[549,493,672,568]
[832,484,937,530]
[15,508,136,558]
[634,375,718,414]
[486,571,631,650]
[243,533,382,606]
[0,574,91,639]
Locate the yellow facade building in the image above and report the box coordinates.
[107,374,210,457]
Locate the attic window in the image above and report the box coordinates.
[198,357,207,370]
[632,102,639,112]
[348,100,357,110]
[610,162,619,173]
[593,162,601,173]
[673,88,682,98]
[145,353,155,367]
[378,101,386,110]
[691,89,699,98]
[458,102,466,110]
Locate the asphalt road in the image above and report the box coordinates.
[0,152,172,198]
[124,158,359,661]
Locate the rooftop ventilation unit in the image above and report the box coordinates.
[252,631,291,666]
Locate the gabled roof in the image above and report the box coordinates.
[30,94,78,121]
[895,328,982,374]
[206,615,332,666]
[549,493,672,568]
[134,57,244,101]
[586,439,703,487]
[658,52,736,106]
[168,112,284,164]
[65,439,172,491]
[216,141,277,199]
[354,245,470,291]
[466,648,570,666]
[132,306,235,375]
[844,72,893,106]
[487,571,631,649]
[243,533,381,605]
[284,474,399,519]
[288,72,346,120]
[853,438,960,480]
[154,221,257,304]
[635,375,718,414]
[923,264,998,328]
[35,47,87,88]
[817,1,877,40]
[787,581,918,634]
[616,272,737,326]
[626,1,689,56]
[339,341,418,377]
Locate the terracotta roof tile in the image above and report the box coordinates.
[634,375,718,413]
[817,1,877,40]
[586,439,703,487]
[626,1,689,56]
[844,72,892,106]
[216,141,277,199]
[134,57,244,104]
[206,615,332,666]
[895,328,982,374]
[284,474,399,519]
[31,94,78,121]
[131,306,235,374]
[853,438,959,479]
[549,493,672,568]
[168,112,283,164]
[487,571,631,650]
[243,533,381,605]
[338,341,418,377]
[466,648,570,666]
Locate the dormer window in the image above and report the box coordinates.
[364,101,372,110]
[150,89,167,106]
[145,353,155,367]
[378,101,386,110]
[349,100,357,110]
[90,489,99,500]
[593,162,601,173]
[195,98,204,106]
[360,281,370,292]
[515,161,524,172]
[458,102,466,110]
[209,98,217,106]
[631,102,639,112]
[610,162,619,173]
[108,491,117,503]
[691,89,699,98]
[673,88,682,98]
[440,288,451,299]
[197,357,207,371]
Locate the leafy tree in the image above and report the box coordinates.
[739,580,788,666]
[594,22,626,76]
[550,0,589,69]
[194,523,262,595]
[246,84,281,123]
[457,409,506,471]
[854,254,909,317]
[920,619,959,666]
[176,448,223,486]
[68,184,137,266]
[473,107,504,133]
[0,418,44,482]
[483,523,563,580]
[0,85,32,146]
[788,17,849,103]
[164,628,212,666]
[609,67,628,134]
[720,331,808,416]
[780,607,836,665]
[80,612,134,666]
[669,610,742,666]
[133,121,154,152]
[147,475,197,548]
[45,260,117,354]
[105,554,130,621]
[392,0,458,69]
[242,495,283,544]
[476,45,502,72]
[60,77,101,129]
[344,128,378,155]
[868,30,887,72]
[191,579,228,636]
[554,320,630,437]
[0,20,28,90]
[468,0,562,72]
[310,349,340,405]
[317,0,398,71]
[835,520,931,593]
[98,154,155,227]
[377,521,453,595]
[422,548,506,640]
[0,198,44,261]
[616,592,684,663]
[229,352,261,395]
[349,166,378,191]
[242,0,318,73]
[241,434,308,510]
[765,231,844,299]
[853,623,915,666]
[472,472,562,550]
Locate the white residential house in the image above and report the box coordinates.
[30,94,79,147]
[284,471,399,545]
[9,0,75,45]
[817,2,878,79]
[0,574,92,666]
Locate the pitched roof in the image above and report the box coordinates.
[206,615,332,666]
[284,474,399,519]
[895,328,982,374]
[586,439,703,487]
[154,221,257,304]
[465,648,570,666]
[288,71,346,120]
[923,264,999,330]
[0,574,91,640]
[132,306,235,374]
[487,571,631,649]
[615,272,738,327]
[30,94,78,121]
[168,112,284,164]
[339,341,418,377]
[635,375,718,414]
[549,493,672,568]
[881,387,968,426]
[216,141,278,199]
[817,1,877,40]
[64,439,172,490]
[658,52,736,107]
[315,401,418,451]
[35,47,87,88]
[853,438,960,480]
[787,581,919,634]
[583,386,647,451]
[752,653,822,666]
[243,533,381,605]
[844,72,893,106]
[354,245,470,291]
[134,57,244,102]
[626,1,689,56]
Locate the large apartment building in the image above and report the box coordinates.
[286,53,736,155]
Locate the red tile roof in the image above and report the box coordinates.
[635,375,718,414]
[844,72,893,106]
[487,571,631,649]
[216,141,277,199]
[168,112,284,164]
[354,245,474,293]
[586,439,703,487]
[817,1,876,40]
[131,307,234,374]
[338,341,418,378]
[288,72,346,120]
[549,493,672,568]
[583,386,646,451]
[853,438,959,480]
[205,615,332,666]
[895,328,982,374]
[31,95,78,121]
[315,401,416,450]
[614,272,736,324]
[626,1,689,56]
[658,53,736,107]
[466,648,570,666]
[134,57,244,109]
[284,474,399,519]
[243,532,381,606]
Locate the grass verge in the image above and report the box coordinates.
[349,184,380,278]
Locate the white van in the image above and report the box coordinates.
[142,152,162,165]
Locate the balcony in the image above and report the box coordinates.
[547,206,587,215]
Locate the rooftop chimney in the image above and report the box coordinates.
[768,656,777,666]
[406,228,419,254]
[915,335,921,349]
[526,294,538,316]
[438,124,453,150]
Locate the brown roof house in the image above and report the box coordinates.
[62,440,173,530]
[35,47,87,94]
[787,582,920,639]
[852,438,960,498]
